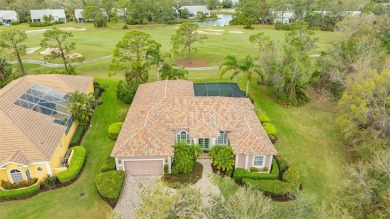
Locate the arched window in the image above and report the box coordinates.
[25,169,32,180]
[176,131,190,144]
[10,169,23,183]
[217,131,228,145]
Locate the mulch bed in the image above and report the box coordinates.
[162,162,203,188]
[176,59,208,67]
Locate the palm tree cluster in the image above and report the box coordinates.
[219,54,262,96]
[67,91,96,125]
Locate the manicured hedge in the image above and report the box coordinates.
[263,123,278,137]
[162,162,203,188]
[70,125,85,146]
[29,22,52,27]
[242,166,301,196]
[95,170,125,203]
[277,158,289,172]
[58,146,87,183]
[11,20,20,25]
[101,156,116,172]
[233,159,279,181]
[258,114,271,123]
[0,182,40,201]
[108,122,124,140]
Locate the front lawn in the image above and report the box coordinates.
[0,79,129,219]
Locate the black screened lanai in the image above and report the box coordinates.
[193,82,244,97]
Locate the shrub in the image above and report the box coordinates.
[277,158,288,172]
[242,166,301,196]
[225,168,234,177]
[274,21,298,31]
[108,122,124,140]
[93,88,100,98]
[95,170,125,203]
[162,162,203,188]
[116,80,138,104]
[123,24,129,29]
[209,145,234,171]
[11,20,20,25]
[233,159,279,181]
[58,146,87,183]
[0,182,40,201]
[101,156,116,172]
[53,20,64,25]
[172,142,201,174]
[1,178,38,190]
[250,167,259,172]
[263,166,268,172]
[41,175,58,187]
[29,22,52,27]
[263,123,278,137]
[70,125,85,146]
[258,114,271,123]
[164,164,169,174]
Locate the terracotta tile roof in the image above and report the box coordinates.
[0,74,93,166]
[112,80,278,158]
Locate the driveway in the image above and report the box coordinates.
[114,175,160,219]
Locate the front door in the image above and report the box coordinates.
[198,138,210,152]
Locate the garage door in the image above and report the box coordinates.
[124,160,163,175]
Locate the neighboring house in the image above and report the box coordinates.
[74,9,85,23]
[74,8,108,23]
[0,10,19,24]
[30,9,67,23]
[180,5,210,18]
[272,10,294,23]
[111,80,278,175]
[0,75,93,183]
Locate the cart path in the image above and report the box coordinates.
[11,54,320,70]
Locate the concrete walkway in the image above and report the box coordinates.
[193,159,220,204]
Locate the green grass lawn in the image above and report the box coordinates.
[0,22,349,218]
[0,79,129,219]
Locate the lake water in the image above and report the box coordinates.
[194,14,233,26]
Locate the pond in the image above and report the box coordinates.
[194,14,233,26]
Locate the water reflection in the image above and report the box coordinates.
[194,14,233,26]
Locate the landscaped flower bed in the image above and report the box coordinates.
[162,162,203,188]
[0,181,40,201]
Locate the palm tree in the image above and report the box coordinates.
[160,64,188,80]
[219,54,241,82]
[239,55,262,96]
[0,58,12,82]
[146,42,170,81]
[67,91,96,125]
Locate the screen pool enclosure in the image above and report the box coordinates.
[194,83,244,97]
[14,84,73,134]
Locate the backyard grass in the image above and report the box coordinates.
[0,79,129,219]
[0,22,350,217]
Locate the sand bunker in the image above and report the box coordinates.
[196,30,223,35]
[203,29,225,32]
[228,31,244,34]
[25,29,50,34]
[60,28,87,32]
[40,48,82,58]
[26,47,41,54]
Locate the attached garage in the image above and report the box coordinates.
[123,159,164,175]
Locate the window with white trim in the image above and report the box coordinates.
[217,131,228,145]
[37,167,43,172]
[176,131,191,144]
[253,155,265,168]
[25,169,32,180]
[10,169,23,183]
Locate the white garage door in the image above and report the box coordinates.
[124,160,163,175]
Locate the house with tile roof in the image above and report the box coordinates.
[0,75,93,183]
[111,80,278,175]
